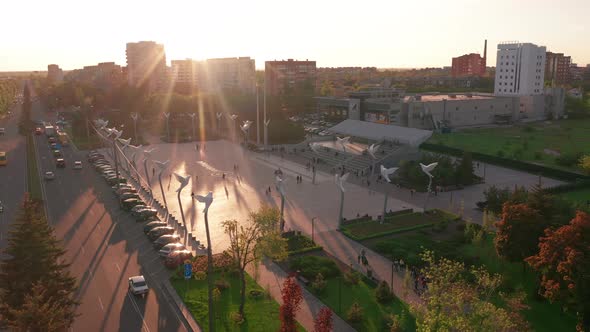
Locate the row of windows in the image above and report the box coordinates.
[500,62,515,66]
[498,82,513,86]
[499,69,515,72]
[500,55,515,59]
[499,75,514,79]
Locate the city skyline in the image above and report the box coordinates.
[1,0,589,71]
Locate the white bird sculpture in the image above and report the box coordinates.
[275,175,286,197]
[118,138,131,150]
[230,114,238,121]
[240,120,253,133]
[111,128,123,139]
[174,173,191,193]
[264,119,270,127]
[96,119,108,129]
[367,143,380,160]
[143,147,156,159]
[335,172,350,193]
[154,159,170,172]
[380,165,399,183]
[194,191,213,213]
[336,136,350,151]
[216,113,223,120]
[420,162,438,178]
[309,142,321,154]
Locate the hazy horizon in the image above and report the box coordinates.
[2,0,589,71]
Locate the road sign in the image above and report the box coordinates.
[184,263,192,280]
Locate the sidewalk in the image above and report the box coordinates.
[249,259,356,332]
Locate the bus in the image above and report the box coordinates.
[57,132,69,146]
[0,152,6,166]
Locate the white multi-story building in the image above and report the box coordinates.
[204,57,255,95]
[494,42,546,96]
[126,41,167,92]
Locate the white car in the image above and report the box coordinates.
[131,205,149,213]
[73,161,82,169]
[0,128,5,135]
[44,171,55,180]
[158,243,185,257]
[128,275,149,296]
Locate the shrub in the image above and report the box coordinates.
[347,302,364,323]
[194,271,206,281]
[523,125,535,132]
[375,280,393,303]
[312,273,327,293]
[343,270,361,285]
[215,278,230,291]
[289,255,340,279]
[496,150,505,157]
[534,151,543,160]
[230,311,244,325]
[555,151,583,167]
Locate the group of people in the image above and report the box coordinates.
[296,175,303,184]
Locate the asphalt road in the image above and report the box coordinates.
[0,97,26,257]
[29,90,190,331]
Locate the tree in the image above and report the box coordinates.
[222,206,287,317]
[312,273,327,293]
[580,155,590,174]
[280,275,303,332]
[412,250,529,332]
[482,185,512,215]
[0,196,79,330]
[495,203,546,270]
[526,211,590,332]
[313,307,333,332]
[527,184,557,223]
[375,280,393,303]
[455,151,475,185]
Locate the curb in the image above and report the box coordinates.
[161,281,202,332]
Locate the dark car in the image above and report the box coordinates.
[48,137,57,144]
[120,192,140,201]
[164,250,193,269]
[50,143,58,150]
[133,208,158,221]
[53,149,63,158]
[35,127,42,135]
[107,176,127,186]
[122,198,144,210]
[56,158,66,168]
[88,154,105,162]
[153,234,181,250]
[117,187,138,196]
[147,226,175,241]
[143,221,167,234]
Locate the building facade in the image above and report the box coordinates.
[494,42,546,96]
[203,57,255,95]
[170,59,202,89]
[545,52,572,85]
[265,59,316,95]
[125,41,167,92]
[47,64,64,82]
[451,53,486,77]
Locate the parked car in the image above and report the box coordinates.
[48,137,57,144]
[164,250,193,268]
[147,226,175,241]
[153,234,181,250]
[53,149,63,158]
[73,161,82,170]
[128,275,149,296]
[143,221,167,234]
[88,154,105,162]
[107,176,127,186]
[130,205,149,213]
[44,171,55,180]
[56,158,66,168]
[158,243,185,258]
[122,198,143,210]
[113,184,133,192]
[117,187,138,196]
[133,208,158,221]
[35,127,42,135]
[50,143,58,150]
[120,192,140,201]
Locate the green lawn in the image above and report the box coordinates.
[172,272,305,332]
[341,210,457,240]
[310,277,415,331]
[428,118,590,172]
[560,188,590,204]
[366,231,577,332]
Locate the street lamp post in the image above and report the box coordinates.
[193,192,215,332]
[367,143,380,178]
[163,112,170,142]
[275,174,286,233]
[154,160,170,209]
[420,162,439,211]
[131,112,139,144]
[188,113,197,142]
[380,165,399,223]
[143,148,156,194]
[335,173,350,228]
[216,113,222,136]
[109,128,123,198]
[256,84,260,145]
[174,173,191,229]
[240,120,252,147]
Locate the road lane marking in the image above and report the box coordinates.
[98,296,104,312]
[115,263,121,272]
[126,292,151,332]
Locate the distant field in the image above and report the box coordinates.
[428,119,590,172]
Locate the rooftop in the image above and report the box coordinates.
[404,93,494,102]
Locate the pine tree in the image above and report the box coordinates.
[0,196,79,330]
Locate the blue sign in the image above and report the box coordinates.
[184,263,192,280]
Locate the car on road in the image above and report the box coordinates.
[48,137,57,144]
[107,176,127,186]
[133,208,158,221]
[0,151,6,166]
[44,171,55,180]
[53,149,63,158]
[113,184,133,192]
[158,243,185,258]
[73,161,82,169]
[147,226,175,241]
[35,127,42,135]
[153,234,181,250]
[56,158,66,168]
[165,250,193,269]
[120,192,140,201]
[143,221,168,234]
[0,128,5,135]
[128,275,149,296]
[122,198,143,211]
[0,201,4,213]
[117,188,138,196]
[130,204,149,213]
[50,143,58,150]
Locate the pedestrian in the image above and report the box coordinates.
[152,168,155,177]
[268,186,271,193]
[222,173,225,180]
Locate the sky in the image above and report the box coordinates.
[1,0,589,71]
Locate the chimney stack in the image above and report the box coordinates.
[483,39,487,67]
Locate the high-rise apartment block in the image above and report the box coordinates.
[265,59,316,95]
[47,64,64,82]
[126,41,167,92]
[203,57,255,95]
[170,59,202,88]
[451,40,487,77]
[494,42,546,96]
[545,52,571,85]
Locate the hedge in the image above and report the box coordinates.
[287,246,324,256]
[340,223,437,241]
[420,143,590,182]
[341,209,415,226]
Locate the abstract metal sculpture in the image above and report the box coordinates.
[336,136,350,152]
[154,159,170,209]
[240,120,253,145]
[174,173,191,228]
[335,172,350,226]
[380,165,399,223]
[420,162,438,211]
[367,143,380,177]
